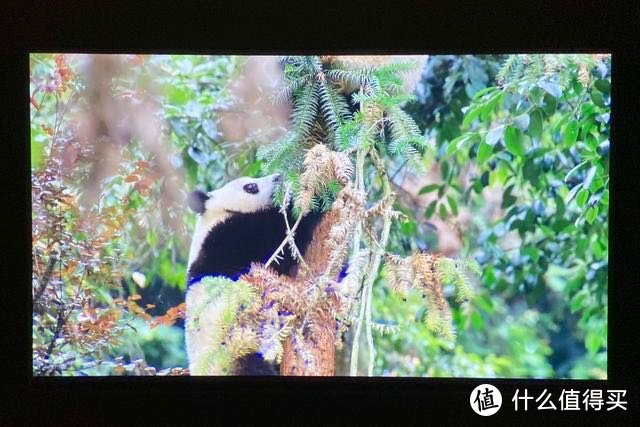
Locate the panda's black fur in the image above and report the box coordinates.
[187,206,322,287]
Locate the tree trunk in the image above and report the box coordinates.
[280,209,343,376]
[334,328,354,376]
[280,323,336,376]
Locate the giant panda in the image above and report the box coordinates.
[185,173,323,375]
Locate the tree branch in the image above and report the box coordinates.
[363,150,394,375]
[33,253,58,312]
[264,196,307,269]
[349,89,370,376]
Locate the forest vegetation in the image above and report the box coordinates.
[31,53,610,378]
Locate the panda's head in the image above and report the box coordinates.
[188,173,282,218]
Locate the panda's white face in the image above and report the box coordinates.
[204,174,281,215]
[187,173,281,268]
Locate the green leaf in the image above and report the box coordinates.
[522,158,537,184]
[513,113,530,131]
[486,124,504,146]
[585,332,602,354]
[494,161,509,186]
[476,141,493,164]
[540,224,554,238]
[583,166,597,190]
[504,126,526,157]
[441,160,450,180]
[438,203,448,219]
[589,176,605,193]
[480,171,489,188]
[541,93,557,116]
[472,177,484,193]
[419,184,440,195]
[501,185,517,209]
[480,91,504,120]
[424,200,437,219]
[554,196,566,219]
[592,237,606,259]
[591,90,605,108]
[585,206,598,224]
[564,160,588,183]
[472,86,498,100]
[446,141,458,157]
[529,109,543,140]
[447,195,459,216]
[446,134,471,156]
[563,120,579,147]
[565,183,583,204]
[580,102,596,121]
[539,80,562,98]
[552,112,572,135]
[522,245,540,263]
[570,289,588,313]
[585,133,599,151]
[576,188,589,208]
[594,79,610,95]
[462,104,482,129]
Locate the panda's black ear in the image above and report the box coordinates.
[188,190,209,214]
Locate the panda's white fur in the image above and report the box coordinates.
[185,280,234,375]
[185,174,280,375]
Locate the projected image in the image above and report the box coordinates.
[31,54,610,377]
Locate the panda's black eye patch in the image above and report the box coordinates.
[188,190,209,214]
[243,183,259,194]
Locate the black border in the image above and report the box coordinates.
[4,1,639,423]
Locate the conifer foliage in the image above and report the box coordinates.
[258,56,431,213]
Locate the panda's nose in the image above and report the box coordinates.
[273,174,282,183]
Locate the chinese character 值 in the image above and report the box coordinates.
[559,389,581,411]
[474,387,499,412]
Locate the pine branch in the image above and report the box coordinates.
[318,79,351,131]
[437,257,477,303]
[291,83,320,141]
[272,75,309,104]
[325,66,373,88]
